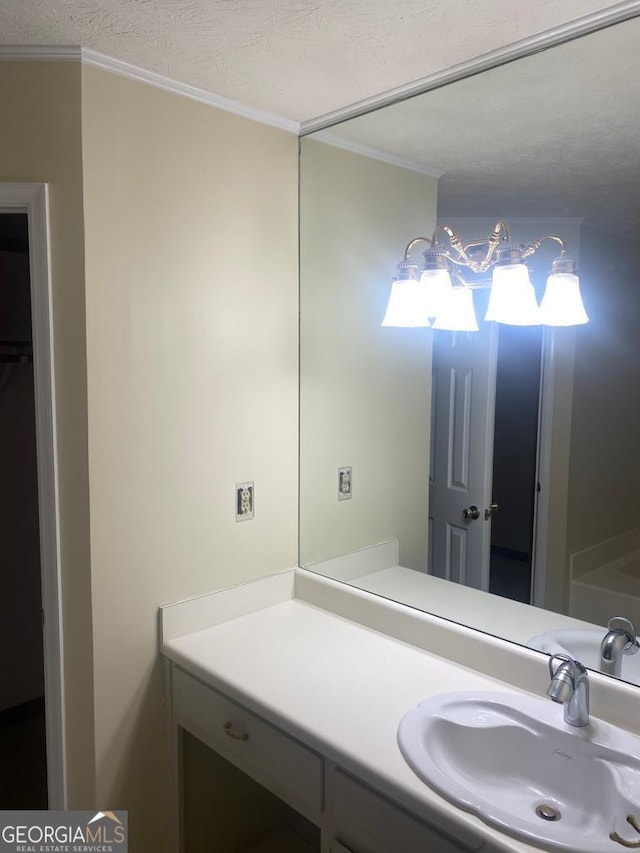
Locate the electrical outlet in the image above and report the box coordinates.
[235,481,254,521]
[338,467,352,501]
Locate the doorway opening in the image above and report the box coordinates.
[488,323,543,604]
[428,252,557,606]
[0,183,65,808]
[0,213,48,807]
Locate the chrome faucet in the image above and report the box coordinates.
[546,654,590,727]
[600,617,640,677]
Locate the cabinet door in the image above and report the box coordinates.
[330,768,476,853]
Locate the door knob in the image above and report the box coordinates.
[462,505,480,520]
[484,503,499,520]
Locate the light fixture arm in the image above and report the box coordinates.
[406,225,571,273]
[427,220,515,273]
[432,224,480,269]
[402,236,433,260]
[522,234,568,261]
[479,219,513,270]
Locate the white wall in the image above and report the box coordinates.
[567,226,640,556]
[0,62,95,804]
[299,139,437,571]
[81,65,299,851]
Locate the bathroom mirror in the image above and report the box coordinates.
[299,13,640,686]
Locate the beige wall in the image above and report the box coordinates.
[567,227,640,556]
[299,139,437,570]
[0,63,95,805]
[81,66,298,850]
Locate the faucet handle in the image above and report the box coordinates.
[548,653,586,680]
[607,617,640,656]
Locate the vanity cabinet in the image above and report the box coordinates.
[326,767,474,853]
[172,667,323,826]
[167,663,486,853]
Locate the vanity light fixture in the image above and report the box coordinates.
[432,279,479,332]
[382,221,589,330]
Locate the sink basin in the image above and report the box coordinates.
[527,629,640,685]
[398,691,640,851]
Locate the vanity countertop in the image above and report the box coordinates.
[307,540,603,646]
[161,570,633,853]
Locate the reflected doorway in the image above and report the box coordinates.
[489,323,543,604]
[428,267,547,606]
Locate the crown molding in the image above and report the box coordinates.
[300,0,640,135]
[0,45,82,61]
[81,49,299,133]
[311,130,443,179]
[0,45,299,134]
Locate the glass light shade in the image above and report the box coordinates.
[381,278,431,327]
[485,263,541,325]
[539,273,589,326]
[420,268,454,318]
[432,286,479,332]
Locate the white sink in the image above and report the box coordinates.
[527,629,640,685]
[398,691,640,852]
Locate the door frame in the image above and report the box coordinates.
[0,183,66,807]
[531,327,576,612]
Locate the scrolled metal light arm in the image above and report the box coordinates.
[402,236,433,260]
[402,221,571,279]
[522,234,568,261]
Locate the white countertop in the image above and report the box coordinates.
[349,565,602,643]
[306,539,604,645]
[162,581,598,853]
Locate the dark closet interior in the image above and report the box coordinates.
[0,213,47,808]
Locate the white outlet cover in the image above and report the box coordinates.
[235,481,254,521]
[338,467,352,501]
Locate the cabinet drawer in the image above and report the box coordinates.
[330,768,477,853]
[172,666,323,824]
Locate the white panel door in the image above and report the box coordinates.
[428,322,498,590]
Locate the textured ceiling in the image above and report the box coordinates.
[0,0,621,122]
[318,15,640,235]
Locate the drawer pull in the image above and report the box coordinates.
[223,721,249,742]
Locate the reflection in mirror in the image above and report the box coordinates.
[299,15,640,687]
